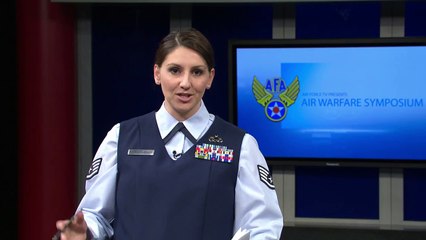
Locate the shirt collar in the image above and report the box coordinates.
[156,101,210,141]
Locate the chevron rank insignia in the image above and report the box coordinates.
[257,165,275,189]
[86,158,102,180]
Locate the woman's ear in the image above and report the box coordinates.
[153,64,161,85]
[206,68,215,89]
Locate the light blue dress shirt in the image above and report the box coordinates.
[77,101,283,240]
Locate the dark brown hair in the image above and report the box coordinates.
[154,28,215,71]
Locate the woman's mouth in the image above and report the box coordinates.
[177,93,192,102]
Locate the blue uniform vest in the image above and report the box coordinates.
[114,112,245,240]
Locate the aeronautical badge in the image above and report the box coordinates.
[252,75,300,122]
[86,158,102,180]
[257,165,275,189]
[208,135,223,143]
[195,143,234,163]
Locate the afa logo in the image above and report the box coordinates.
[252,75,300,122]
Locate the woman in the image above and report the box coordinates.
[56,28,283,240]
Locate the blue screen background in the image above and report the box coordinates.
[236,46,426,160]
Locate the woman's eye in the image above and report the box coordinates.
[168,67,181,75]
[192,69,204,76]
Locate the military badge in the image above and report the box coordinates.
[252,75,300,122]
[86,157,102,180]
[208,135,223,143]
[257,165,275,189]
[195,143,234,163]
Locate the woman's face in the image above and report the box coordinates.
[154,46,215,121]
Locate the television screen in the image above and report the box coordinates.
[229,38,426,167]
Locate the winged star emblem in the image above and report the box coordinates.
[252,75,300,122]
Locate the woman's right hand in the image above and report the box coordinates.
[55,211,88,240]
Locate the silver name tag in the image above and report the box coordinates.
[127,149,155,156]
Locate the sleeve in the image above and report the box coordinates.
[233,133,284,240]
[76,124,120,239]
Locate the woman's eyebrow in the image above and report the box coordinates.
[191,65,208,69]
[165,63,181,67]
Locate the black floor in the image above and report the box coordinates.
[282,227,426,240]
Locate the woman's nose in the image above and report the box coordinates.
[179,72,191,88]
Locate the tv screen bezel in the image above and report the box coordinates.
[228,37,426,168]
